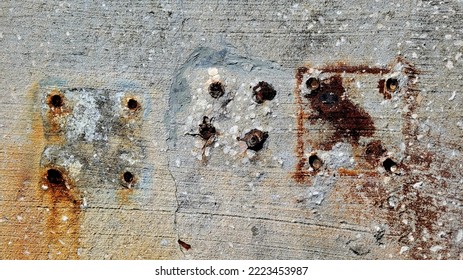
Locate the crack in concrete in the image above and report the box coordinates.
[166,159,186,258]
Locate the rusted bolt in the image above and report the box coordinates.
[47,168,65,185]
[127,98,140,110]
[386,78,398,92]
[320,92,339,105]
[198,116,216,140]
[383,158,398,172]
[306,77,320,90]
[252,81,276,103]
[208,82,225,98]
[308,155,323,170]
[48,91,64,109]
[238,129,268,151]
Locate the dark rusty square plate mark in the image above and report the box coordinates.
[293,58,419,183]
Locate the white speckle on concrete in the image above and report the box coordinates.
[430,245,443,252]
[400,246,409,254]
[207,67,218,76]
[412,181,423,189]
[446,60,454,70]
[456,229,463,242]
[449,91,456,101]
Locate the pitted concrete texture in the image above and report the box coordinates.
[0,0,462,259]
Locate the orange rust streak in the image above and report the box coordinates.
[293,67,309,183]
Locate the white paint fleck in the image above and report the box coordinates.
[207,67,218,76]
[175,159,181,167]
[449,91,456,101]
[400,246,409,254]
[456,229,463,242]
[41,184,49,191]
[17,215,23,222]
[446,60,454,70]
[445,34,452,40]
[61,215,68,222]
[430,245,443,252]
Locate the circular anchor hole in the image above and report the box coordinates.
[122,171,136,188]
[127,98,140,110]
[308,155,323,170]
[306,77,320,91]
[386,78,399,92]
[208,82,225,98]
[46,168,66,187]
[383,158,398,172]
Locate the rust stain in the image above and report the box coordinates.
[377,79,392,99]
[305,75,375,150]
[178,239,191,250]
[40,166,82,259]
[318,63,390,75]
[293,67,309,183]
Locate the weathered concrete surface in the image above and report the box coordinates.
[1,0,462,259]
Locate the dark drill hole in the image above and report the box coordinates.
[386,78,398,92]
[252,81,277,103]
[50,94,64,108]
[208,82,225,98]
[383,158,398,172]
[127,98,139,110]
[123,171,134,183]
[308,155,323,170]
[47,169,65,185]
[320,92,339,105]
[306,77,320,90]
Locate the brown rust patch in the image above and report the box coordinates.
[305,75,375,150]
[293,67,309,183]
[377,79,391,99]
[364,140,386,166]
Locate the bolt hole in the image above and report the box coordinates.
[123,171,134,184]
[127,98,139,110]
[47,168,65,186]
[208,82,225,98]
[306,77,320,90]
[386,78,398,92]
[308,155,323,170]
[252,81,276,103]
[383,158,398,172]
[50,94,64,108]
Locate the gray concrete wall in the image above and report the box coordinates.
[0,0,462,259]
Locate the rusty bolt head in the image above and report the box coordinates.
[208,82,225,98]
[252,81,276,104]
[306,77,320,91]
[308,155,323,170]
[383,158,398,173]
[198,116,216,140]
[386,78,398,92]
[238,129,268,151]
